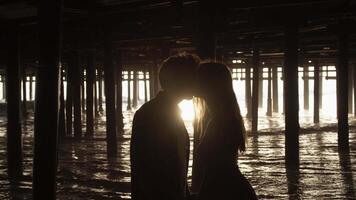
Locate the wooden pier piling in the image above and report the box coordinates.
[33,0,62,198]
[284,23,300,167]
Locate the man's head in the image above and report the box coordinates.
[159,54,200,101]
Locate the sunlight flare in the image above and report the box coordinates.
[178,100,195,121]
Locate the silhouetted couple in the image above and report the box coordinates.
[130,54,257,200]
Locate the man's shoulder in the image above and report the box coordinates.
[132,99,167,138]
[135,99,158,116]
[133,98,164,122]
[136,93,174,113]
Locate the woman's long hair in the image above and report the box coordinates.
[195,62,246,152]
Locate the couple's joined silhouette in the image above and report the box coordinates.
[130,54,257,200]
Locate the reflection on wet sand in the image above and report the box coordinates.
[338,149,355,198]
[286,167,300,200]
[0,109,355,199]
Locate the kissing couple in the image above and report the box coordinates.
[130,54,257,200]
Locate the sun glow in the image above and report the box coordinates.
[178,100,195,121]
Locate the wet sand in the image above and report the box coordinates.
[0,109,355,199]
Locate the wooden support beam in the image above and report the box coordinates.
[65,65,73,136]
[58,68,66,140]
[94,68,98,117]
[319,71,323,109]
[132,70,138,108]
[258,67,263,107]
[6,25,23,179]
[3,75,6,100]
[245,66,252,118]
[116,51,124,130]
[153,65,160,96]
[266,66,272,116]
[314,61,320,123]
[354,64,356,117]
[272,66,279,112]
[251,49,260,133]
[71,52,82,139]
[149,68,155,100]
[303,66,309,110]
[86,51,95,137]
[282,66,285,114]
[22,65,27,117]
[127,71,132,110]
[284,23,300,167]
[348,65,353,113]
[33,0,62,198]
[29,75,33,101]
[103,30,117,158]
[81,63,85,113]
[337,31,349,149]
[144,70,148,102]
[98,68,104,112]
[197,1,215,60]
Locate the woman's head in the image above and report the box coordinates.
[195,62,246,152]
[196,62,234,103]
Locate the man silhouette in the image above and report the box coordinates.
[130,54,199,200]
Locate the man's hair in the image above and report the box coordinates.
[159,54,200,90]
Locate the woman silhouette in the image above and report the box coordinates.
[195,62,257,200]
